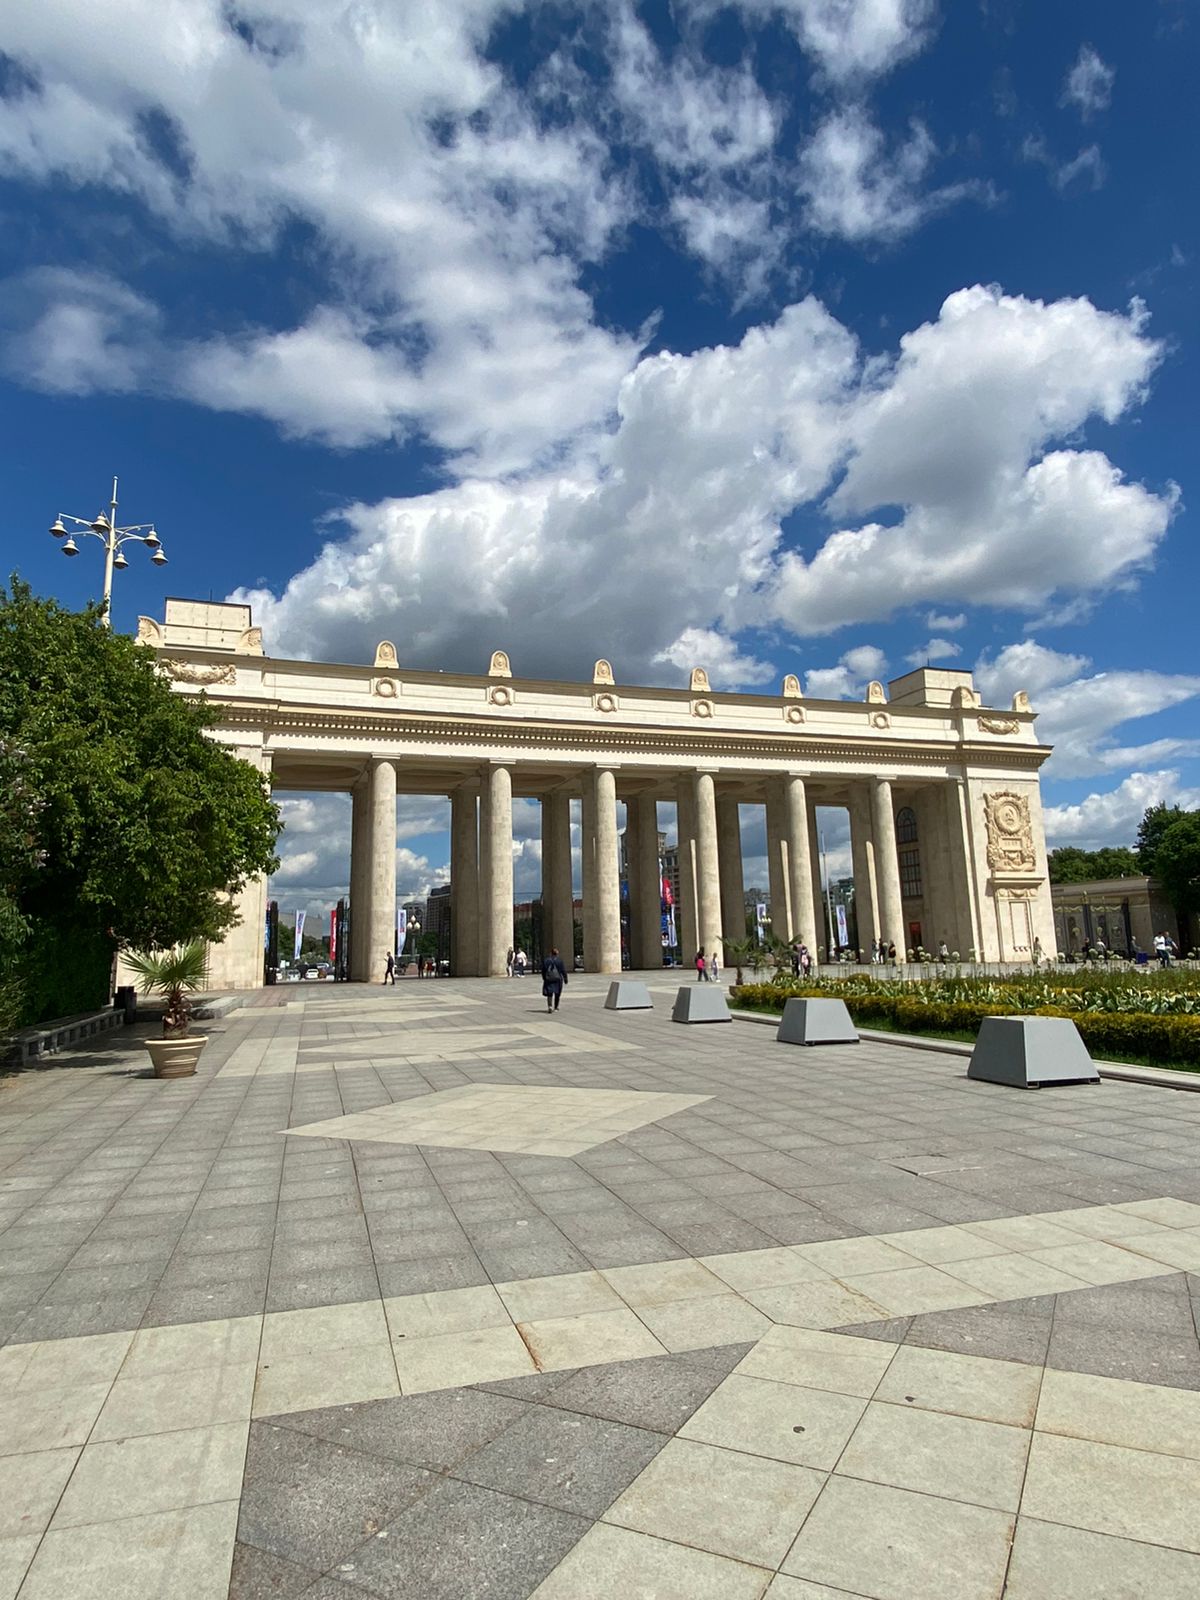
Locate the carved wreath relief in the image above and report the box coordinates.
[984,790,1036,873]
[977,716,1020,736]
[161,659,237,686]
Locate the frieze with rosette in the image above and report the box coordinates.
[984,790,1037,874]
[161,659,237,686]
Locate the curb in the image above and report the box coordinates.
[729,1009,1200,1092]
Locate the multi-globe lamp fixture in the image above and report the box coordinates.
[49,476,167,627]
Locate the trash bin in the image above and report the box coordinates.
[115,986,137,1023]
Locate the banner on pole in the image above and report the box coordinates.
[835,903,848,951]
[328,910,337,963]
[294,909,306,960]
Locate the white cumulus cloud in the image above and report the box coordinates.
[1061,44,1115,119]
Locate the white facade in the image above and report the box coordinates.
[139,600,1057,985]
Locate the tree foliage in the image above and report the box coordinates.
[1047,845,1139,884]
[1137,803,1200,914]
[1137,804,1188,876]
[0,578,281,1022]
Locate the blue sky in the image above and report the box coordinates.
[2,1,1197,917]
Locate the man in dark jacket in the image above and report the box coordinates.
[541,948,568,1012]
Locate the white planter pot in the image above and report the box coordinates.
[143,1036,208,1078]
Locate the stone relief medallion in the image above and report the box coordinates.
[136,616,164,646]
[984,790,1037,873]
[870,711,891,729]
[161,659,237,686]
[488,684,514,706]
[692,698,714,719]
[593,659,615,686]
[488,650,512,678]
[373,678,398,698]
[781,673,802,699]
[977,716,1020,735]
[784,705,806,725]
[373,640,399,668]
[594,692,618,713]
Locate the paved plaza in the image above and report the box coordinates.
[3,975,1200,1598]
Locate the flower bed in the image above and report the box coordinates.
[730,979,1200,1069]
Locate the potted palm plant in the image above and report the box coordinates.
[124,941,210,1078]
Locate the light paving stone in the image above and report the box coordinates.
[1021,1433,1200,1553]
[606,1436,825,1568]
[0,1382,111,1455]
[680,1373,867,1470]
[0,1343,40,1389]
[259,1298,389,1362]
[1036,1367,1200,1461]
[1025,1240,1175,1286]
[737,1326,897,1398]
[0,1448,79,1538]
[121,1316,263,1378]
[837,1398,1030,1512]
[745,1280,891,1330]
[1120,1230,1200,1272]
[1004,1516,1200,1599]
[874,1344,1042,1428]
[635,1293,772,1353]
[699,1247,833,1292]
[1113,1198,1200,1229]
[529,1521,772,1599]
[881,1225,1009,1266]
[496,1270,623,1323]
[601,1258,728,1308]
[793,1237,922,1277]
[52,1421,248,1527]
[763,1579,873,1599]
[520,1308,667,1372]
[384,1283,512,1340]
[11,1330,134,1390]
[0,1534,38,1600]
[963,1215,1092,1251]
[782,1474,1015,1600]
[1035,1205,1182,1242]
[253,1344,400,1416]
[942,1253,1092,1302]
[92,1362,256,1441]
[17,1499,239,1600]
[393,1323,536,1393]
[836,1266,991,1318]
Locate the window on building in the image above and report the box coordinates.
[896,806,922,899]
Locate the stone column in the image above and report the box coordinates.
[872,777,906,958]
[631,794,661,971]
[716,796,745,946]
[849,786,878,959]
[542,789,575,962]
[368,757,397,982]
[205,747,274,989]
[783,775,816,949]
[478,763,514,976]
[349,774,372,980]
[765,780,791,942]
[593,767,622,973]
[694,771,722,960]
[674,777,699,962]
[580,776,598,969]
[450,783,479,977]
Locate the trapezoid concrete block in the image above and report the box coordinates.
[605,980,653,1010]
[776,997,859,1046]
[967,1015,1100,1089]
[671,985,732,1024]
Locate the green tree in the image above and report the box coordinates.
[1152,815,1200,916]
[0,578,281,1021]
[1048,845,1139,883]
[1136,804,1188,875]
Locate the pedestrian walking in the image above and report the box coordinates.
[383,952,395,985]
[694,950,709,981]
[707,949,720,983]
[505,947,515,978]
[798,942,811,979]
[791,942,801,977]
[541,947,568,1012]
[887,941,896,963]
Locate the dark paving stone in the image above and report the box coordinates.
[12,1291,154,1343]
[159,1248,272,1287]
[539,1351,731,1435]
[903,1303,1053,1366]
[1050,1275,1198,1337]
[268,1388,530,1472]
[836,1316,914,1344]
[374,1257,490,1298]
[474,1369,580,1403]
[238,1423,433,1572]
[1046,1321,1200,1390]
[340,1478,588,1600]
[228,1541,318,1599]
[142,1280,268,1327]
[265,1269,382,1314]
[455,1404,665,1519]
[675,1341,757,1378]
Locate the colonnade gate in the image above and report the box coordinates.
[139,601,1058,986]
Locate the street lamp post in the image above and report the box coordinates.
[49,476,167,626]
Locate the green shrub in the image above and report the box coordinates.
[729,983,1200,1067]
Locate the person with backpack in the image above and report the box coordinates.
[694,950,708,981]
[541,947,568,1012]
